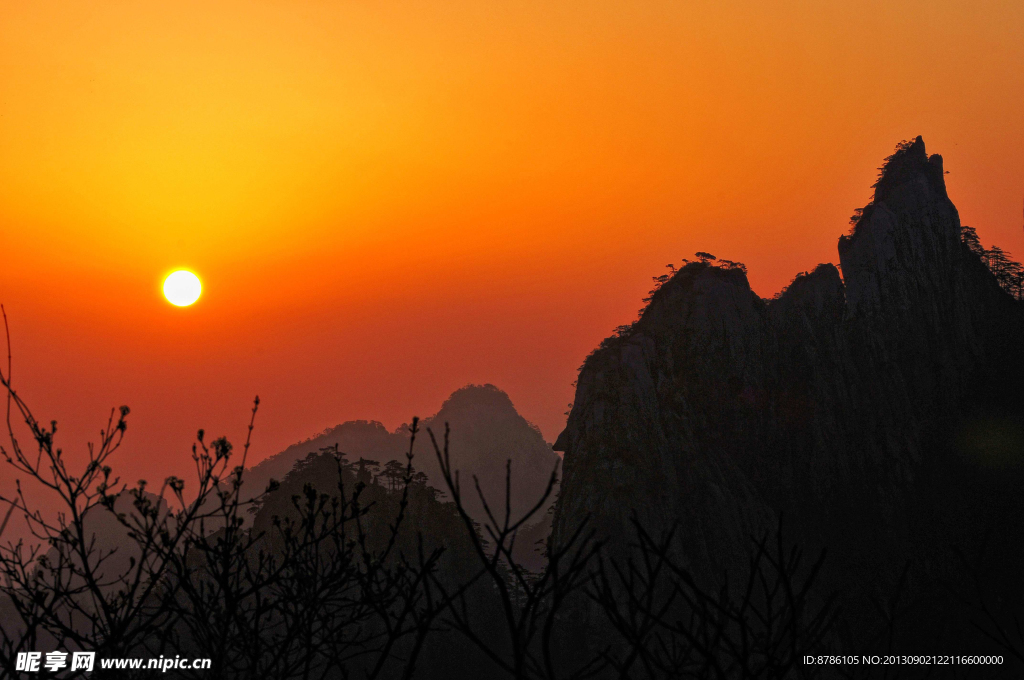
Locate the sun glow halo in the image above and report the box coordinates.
[163,270,202,307]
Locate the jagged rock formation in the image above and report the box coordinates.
[552,138,1024,624]
[246,384,560,522]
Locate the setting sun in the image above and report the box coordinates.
[163,270,202,307]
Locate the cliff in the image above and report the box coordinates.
[552,138,1024,612]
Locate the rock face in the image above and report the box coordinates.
[246,384,560,522]
[552,138,1024,590]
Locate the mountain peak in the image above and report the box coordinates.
[553,138,1024,585]
[872,135,946,204]
[435,383,517,416]
[244,382,557,523]
[843,136,949,251]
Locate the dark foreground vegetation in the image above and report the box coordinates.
[0,383,1020,679]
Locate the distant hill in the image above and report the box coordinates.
[244,384,560,525]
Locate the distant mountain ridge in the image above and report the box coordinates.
[245,384,560,522]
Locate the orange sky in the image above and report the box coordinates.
[1,0,1022,485]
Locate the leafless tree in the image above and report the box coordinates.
[426,423,605,680]
[0,306,262,677]
[589,516,838,679]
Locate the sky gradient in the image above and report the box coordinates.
[2,0,1022,485]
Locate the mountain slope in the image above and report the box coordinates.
[551,137,1024,648]
[245,384,560,522]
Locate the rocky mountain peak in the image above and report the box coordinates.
[552,137,1024,590]
[868,135,946,206]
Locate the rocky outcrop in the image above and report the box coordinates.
[552,138,1024,586]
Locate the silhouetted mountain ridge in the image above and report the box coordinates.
[552,136,1024,652]
[245,384,559,524]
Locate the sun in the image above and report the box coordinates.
[163,270,202,307]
